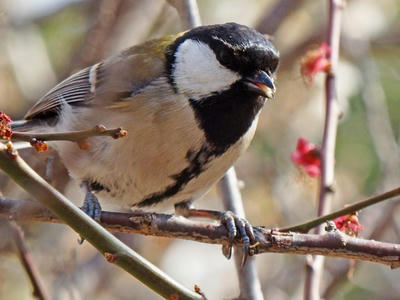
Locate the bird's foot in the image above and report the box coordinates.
[220,210,256,266]
[78,190,102,244]
[81,191,102,222]
[174,202,257,266]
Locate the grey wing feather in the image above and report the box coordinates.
[24,48,166,120]
[24,65,98,120]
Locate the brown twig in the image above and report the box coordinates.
[11,125,127,144]
[7,222,49,300]
[1,197,400,269]
[305,1,344,299]
[279,186,400,233]
[256,0,306,34]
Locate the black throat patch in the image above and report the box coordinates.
[189,81,265,154]
[135,83,265,208]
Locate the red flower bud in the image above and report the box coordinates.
[333,213,363,237]
[0,111,13,140]
[300,43,331,85]
[291,138,321,178]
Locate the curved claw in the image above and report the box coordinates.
[220,211,257,265]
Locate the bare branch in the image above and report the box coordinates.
[279,186,400,233]
[305,1,344,299]
[256,0,306,34]
[218,168,264,300]
[1,197,400,269]
[11,125,127,144]
[7,222,50,300]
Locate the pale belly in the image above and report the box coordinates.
[49,94,259,211]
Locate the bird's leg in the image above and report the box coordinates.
[174,201,256,265]
[80,181,102,222]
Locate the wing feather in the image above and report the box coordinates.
[24,35,174,121]
[24,66,97,119]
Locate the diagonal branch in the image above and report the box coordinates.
[0,143,202,300]
[279,186,400,233]
[6,221,50,300]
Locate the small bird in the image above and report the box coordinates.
[13,23,279,258]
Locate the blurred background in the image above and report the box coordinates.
[1,0,400,299]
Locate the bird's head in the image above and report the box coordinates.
[166,22,279,101]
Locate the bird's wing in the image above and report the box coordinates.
[24,35,176,120]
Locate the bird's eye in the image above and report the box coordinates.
[266,56,279,75]
[218,49,233,67]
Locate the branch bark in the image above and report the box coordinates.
[1,197,400,269]
[11,125,127,143]
[305,1,343,299]
[7,221,50,300]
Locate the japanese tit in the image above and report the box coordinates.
[14,23,279,249]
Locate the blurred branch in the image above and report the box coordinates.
[64,0,129,75]
[322,39,400,299]
[256,0,305,34]
[1,197,400,268]
[0,143,202,300]
[167,0,201,29]
[218,168,264,300]
[305,1,344,299]
[279,186,400,233]
[6,221,49,300]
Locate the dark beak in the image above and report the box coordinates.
[244,71,275,99]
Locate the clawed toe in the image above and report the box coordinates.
[173,203,258,265]
[220,211,257,265]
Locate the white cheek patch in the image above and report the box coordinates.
[173,39,241,99]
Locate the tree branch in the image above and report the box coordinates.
[305,1,344,299]
[6,221,50,300]
[256,0,305,34]
[279,186,400,233]
[1,197,400,269]
[11,125,127,143]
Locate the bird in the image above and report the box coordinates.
[12,22,279,259]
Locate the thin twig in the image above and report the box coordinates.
[305,1,343,299]
[11,125,127,143]
[7,222,50,300]
[218,168,264,300]
[0,143,202,300]
[1,197,400,269]
[279,186,400,233]
[256,0,306,34]
[63,0,129,76]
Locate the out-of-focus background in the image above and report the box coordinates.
[1,0,400,299]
